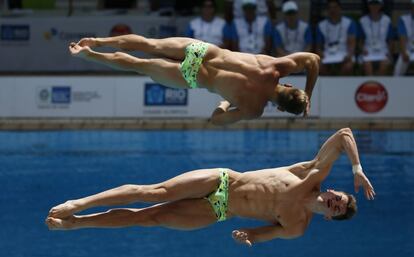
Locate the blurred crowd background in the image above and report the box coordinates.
[1,0,414,76]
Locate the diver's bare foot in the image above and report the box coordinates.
[48,200,82,218]
[45,216,77,230]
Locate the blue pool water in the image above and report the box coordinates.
[0,130,413,257]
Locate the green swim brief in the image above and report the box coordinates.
[206,168,229,222]
[180,42,209,89]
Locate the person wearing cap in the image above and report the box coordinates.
[316,0,357,75]
[393,0,414,76]
[223,0,273,54]
[359,0,394,75]
[185,0,227,48]
[273,1,312,57]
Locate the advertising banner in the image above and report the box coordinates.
[0,76,412,118]
[4,77,116,117]
[320,77,414,118]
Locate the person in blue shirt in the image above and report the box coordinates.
[393,0,414,76]
[273,1,312,57]
[316,0,357,75]
[359,0,394,75]
[223,0,273,54]
[185,0,227,48]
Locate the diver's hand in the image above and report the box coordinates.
[303,98,310,117]
[302,90,311,117]
[353,166,375,200]
[76,37,98,48]
[232,230,253,247]
[69,43,92,59]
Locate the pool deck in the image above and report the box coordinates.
[0,118,413,130]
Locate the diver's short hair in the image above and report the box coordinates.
[278,87,308,115]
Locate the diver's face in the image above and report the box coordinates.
[320,190,349,220]
[276,84,293,112]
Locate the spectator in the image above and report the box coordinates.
[185,0,227,48]
[273,1,312,57]
[359,0,393,75]
[316,0,357,75]
[393,0,414,76]
[224,0,273,54]
[225,0,275,21]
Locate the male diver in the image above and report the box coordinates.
[46,128,375,246]
[69,35,320,125]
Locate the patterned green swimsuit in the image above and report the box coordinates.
[205,169,229,222]
[180,42,209,89]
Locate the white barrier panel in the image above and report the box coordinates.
[0,77,116,117]
[320,77,414,118]
[114,77,222,118]
[0,77,15,116]
[0,76,412,118]
[0,16,190,72]
[114,76,319,118]
[0,76,319,118]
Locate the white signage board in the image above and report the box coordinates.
[320,77,414,118]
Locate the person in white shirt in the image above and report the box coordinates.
[185,0,227,48]
[224,0,273,54]
[273,1,312,57]
[359,0,393,75]
[393,0,414,76]
[316,0,357,75]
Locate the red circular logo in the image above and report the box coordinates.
[110,24,132,37]
[355,81,388,113]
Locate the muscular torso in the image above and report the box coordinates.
[197,46,282,113]
[226,167,316,229]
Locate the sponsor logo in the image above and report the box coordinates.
[144,83,187,106]
[37,86,101,109]
[51,86,71,104]
[355,81,388,113]
[1,24,30,41]
[37,86,71,105]
[109,24,132,37]
[43,28,96,41]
